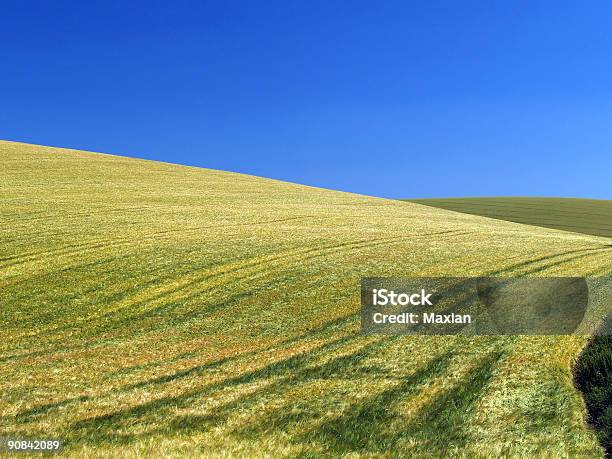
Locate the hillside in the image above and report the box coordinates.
[1,140,611,457]
[406,197,612,238]
[406,196,612,454]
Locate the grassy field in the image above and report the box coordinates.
[408,196,612,456]
[406,197,612,238]
[1,140,611,457]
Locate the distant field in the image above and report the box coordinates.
[406,197,612,238]
[1,141,611,457]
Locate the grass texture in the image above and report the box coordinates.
[407,197,612,238]
[407,197,612,455]
[1,140,611,457]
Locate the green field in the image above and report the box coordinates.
[406,197,612,238]
[2,140,611,457]
[407,196,612,455]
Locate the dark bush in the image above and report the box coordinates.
[575,315,612,457]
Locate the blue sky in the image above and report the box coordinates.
[2,0,611,198]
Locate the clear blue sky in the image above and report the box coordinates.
[2,1,611,198]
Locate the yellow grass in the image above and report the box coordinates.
[1,140,610,457]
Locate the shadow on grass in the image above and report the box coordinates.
[13,314,357,422]
[166,336,402,436]
[292,348,505,456]
[66,331,364,443]
[574,314,612,457]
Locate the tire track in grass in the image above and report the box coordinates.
[1,205,158,224]
[486,246,611,276]
[1,265,352,363]
[3,237,608,365]
[1,300,356,369]
[588,264,612,276]
[4,240,608,370]
[4,230,464,347]
[164,336,406,439]
[9,315,359,421]
[385,348,507,455]
[109,231,474,328]
[2,235,397,344]
[5,234,609,364]
[0,216,317,271]
[297,349,462,454]
[519,251,612,275]
[61,334,365,442]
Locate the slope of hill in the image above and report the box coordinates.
[406,197,612,238]
[1,140,611,457]
[406,196,612,454]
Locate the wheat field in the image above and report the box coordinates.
[1,140,611,457]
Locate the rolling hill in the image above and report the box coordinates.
[1,140,611,457]
[406,197,612,238]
